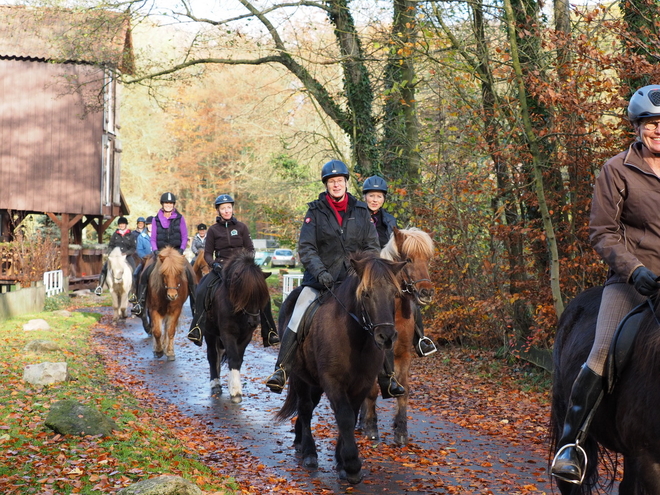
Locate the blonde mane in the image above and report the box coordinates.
[380,227,434,262]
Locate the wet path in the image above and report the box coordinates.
[108,304,554,494]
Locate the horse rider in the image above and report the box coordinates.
[362,175,437,398]
[130,217,146,242]
[95,217,137,296]
[266,159,381,393]
[132,192,196,317]
[136,216,153,259]
[551,85,660,483]
[187,194,279,347]
[191,223,207,264]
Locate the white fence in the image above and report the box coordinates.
[43,270,64,297]
[282,273,304,298]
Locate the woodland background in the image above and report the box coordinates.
[24,0,660,356]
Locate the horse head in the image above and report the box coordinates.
[225,251,270,327]
[108,247,128,284]
[351,254,406,350]
[157,247,185,301]
[384,227,435,306]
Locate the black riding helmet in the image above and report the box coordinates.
[160,192,176,204]
[628,85,660,123]
[321,160,350,183]
[197,223,207,230]
[362,175,388,195]
[117,216,128,225]
[145,216,153,225]
[214,194,234,206]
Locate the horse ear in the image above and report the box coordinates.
[262,272,271,279]
[393,227,405,253]
[350,256,368,277]
[391,260,407,275]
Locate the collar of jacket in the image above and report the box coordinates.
[624,141,658,176]
[313,192,367,211]
[216,216,237,225]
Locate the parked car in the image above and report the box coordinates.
[254,251,271,267]
[270,248,298,268]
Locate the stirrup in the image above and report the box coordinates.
[131,303,143,316]
[416,336,437,357]
[266,367,287,393]
[94,286,103,296]
[128,293,137,304]
[551,442,588,484]
[187,325,203,346]
[267,330,280,346]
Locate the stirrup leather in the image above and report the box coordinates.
[416,336,437,357]
[551,442,588,484]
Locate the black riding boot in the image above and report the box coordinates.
[266,328,298,393]
[551,365,603,484]
[187,272,215,346]
[95,263,108,296]
[186,266,196,317]
[131,282,147,316]
[378,349,405,399]
[261,300,280,347]
[413,304,437,357]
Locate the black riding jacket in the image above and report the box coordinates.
[298,192,380,290]
[204,216,254,266]
[108,229,136,256]
[371,208,398,248]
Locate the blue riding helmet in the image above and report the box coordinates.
[321,160,350,183]
[362,175,388,194]
[137,216,146,223]
[215,194,235,206]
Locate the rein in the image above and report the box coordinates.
[327,285,395,337]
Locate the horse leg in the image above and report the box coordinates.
[164,315,176,361]
[620,455,660,495]
[359,383,380,441]
[224,337,247,404]
[296,380,318,469]
[332,394,362,484]
[151,313,164,358]
[393,348,412,445]
[206,333,222,395]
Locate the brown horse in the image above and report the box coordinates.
[192,253,209,283]
[146,247,189,361]
[277,253,406,484]
[360,227,435,445]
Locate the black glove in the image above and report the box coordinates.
[212,262,223,274]
[631,266,660,296]
[318,271,334,288]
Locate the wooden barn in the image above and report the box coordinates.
[0,5,134,281]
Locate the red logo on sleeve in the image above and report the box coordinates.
[305,217,311,223]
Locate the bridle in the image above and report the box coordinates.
[399,258,431,301]
[165,283,181,291]
[327,285,395,337]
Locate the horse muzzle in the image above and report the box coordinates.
[166,292,179,301]
[416,287,435,306]
[374,326,397,350]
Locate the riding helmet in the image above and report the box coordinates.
[145,216,153,224]
[321,160,350,183]
[362,175,388,195]
[117,216,128,225]
[137,216,146,223]
[215,194,234,206]
[628,85,660,123]
[160,192,176,204]
[197,223,207,230]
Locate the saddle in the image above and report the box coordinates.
[203,273,223,311]
[605,299,653,394]
[296,290,331,343]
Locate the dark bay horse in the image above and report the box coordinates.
[205,251,271,403]
[551,286,660,494]
[360,227,435,445]
[146,247,189,361]
[276,253,406,484]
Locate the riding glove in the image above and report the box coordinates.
[212,262,223,275]
[318,271,334,288]
[631,266,660,296]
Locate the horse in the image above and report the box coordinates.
[359,227,435,445]
[146,247,189,361]
[105,247,133,323]
[551,285,660,494]
[204,250,271,403]
[276,253,407,484]
[192,252,209,283]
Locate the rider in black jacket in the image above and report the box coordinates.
[266,159,380,393]
[95,217,137,296]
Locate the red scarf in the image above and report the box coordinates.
[326,193,348,226]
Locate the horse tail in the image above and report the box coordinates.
[275,378,299,422]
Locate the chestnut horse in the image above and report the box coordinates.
[551,286,660,494]
[360,227,435,445]
[192,252,210,283]
[205,251,271,403]
[276,253,406,484]
[146,247,189,361]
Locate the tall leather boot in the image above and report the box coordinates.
[261,302,280,347]
[266,328,299,393]
[413,304,437,357]
[378,349,405,399]
[186,266,196,317]
[95,263,108,296]
[187,279,209,347]
[551,365,603,484]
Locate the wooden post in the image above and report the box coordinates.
[46,212,83,277]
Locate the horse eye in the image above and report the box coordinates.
[406,258,412,264]
[363,292,371,299]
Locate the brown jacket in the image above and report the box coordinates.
[590,142,660,285]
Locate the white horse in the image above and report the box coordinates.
[106,247,133,322]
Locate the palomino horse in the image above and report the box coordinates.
[146,247,189,361]
[360,227,435,445]
[551,286,660,494]
[105,247,133,323]
[277,253,406,484]
[205,251,271,403]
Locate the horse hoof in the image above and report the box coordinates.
[364,428,379,441]
[167,355,176,361]
[230,394,242,404]
[303,455,318,469]
[153,351,164,358]
[294,442,302,454]
[394,433,409,446]
[346,470,364,484]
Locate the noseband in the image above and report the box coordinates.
[400,259,431,299]
[165,283,181,291]
[328,286,395,337]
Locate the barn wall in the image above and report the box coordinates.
[0,59,108,215]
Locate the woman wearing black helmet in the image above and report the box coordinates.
[190,223,208,264]
[132,192,195,316]
[551,85,660,483]
[266,160,381,393]
[94,216,137,296]
[186,194,280,347]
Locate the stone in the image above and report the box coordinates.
[52,310,72,317]
[23,362,68,385]
[23,340,61,353]
[23,319,51,331]
[117,475,203,495]
[45,400,118,437]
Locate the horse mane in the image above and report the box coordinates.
[343,252,402,302]
[150,247,187,293]
[223,250,269,313]
[381,227,434,262]
[635,299,660,376]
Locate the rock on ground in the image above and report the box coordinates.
[23,340,61,353]
[117,475,203,495]
[23,362,68,385]
[45,399,118,437]
[23,319,51,331]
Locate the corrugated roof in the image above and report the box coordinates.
[0,5,134,73]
